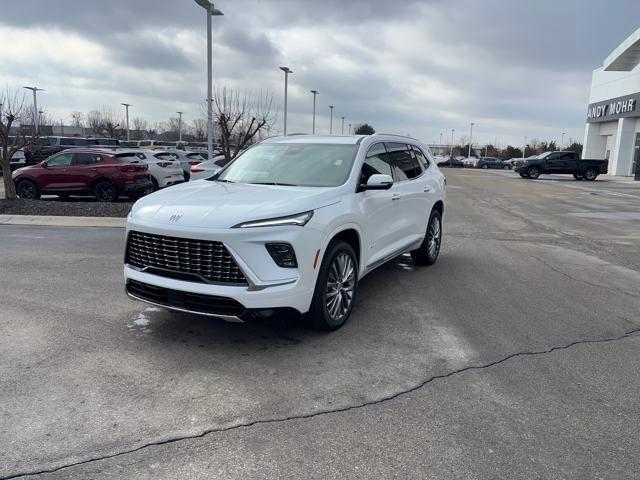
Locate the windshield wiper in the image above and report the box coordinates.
[249,182,297,186]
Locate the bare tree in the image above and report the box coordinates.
[211,87,276,162]
[70,111,84,128]
[191,118,207,142]
[132,117,148,139]
[100,108,122,139]
[0,87,41,199]
[86,110,103,134]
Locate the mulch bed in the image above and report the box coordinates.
[0,198,133,218]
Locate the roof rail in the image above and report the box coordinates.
[372,133,417,140]
[286,133,310,136]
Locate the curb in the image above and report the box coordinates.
[0,215,126,228]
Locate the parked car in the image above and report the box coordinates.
[112,150,184,191]
[9,149,26,172]
[515,151,608,180]
[476,157,508,169]
[154,150,205,180]
[462,157,479,168]
[88,138,120,148]
[124,135,446,330]
[189,155,228,181]
[439,157,464,168]
[13,148,152,201]
[23,136,94,165]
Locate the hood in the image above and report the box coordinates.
[130,179,341,229]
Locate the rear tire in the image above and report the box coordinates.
[94,180,117,203]
[184,171,191,181]
[527,166,541,179]
[411,210,442,266]
[150,177,159,191]
[307,241,358,331]
[583,168,598,181]
[481,165,488,169]
[16,179,40,199]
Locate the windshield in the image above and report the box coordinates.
[537,152,552,159]
[214,143,358,187]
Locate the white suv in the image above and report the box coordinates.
[124,135,446,330]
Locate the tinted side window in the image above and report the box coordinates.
[72,153,102,165]
[47,153,73,166]
[411,146,430,169]
[386,143,422,180]
[361,143,393,183]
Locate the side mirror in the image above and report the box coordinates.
[359,174,393,191]
[41,162,49,169]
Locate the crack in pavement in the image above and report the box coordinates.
[4,328,640,480]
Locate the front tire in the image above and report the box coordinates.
[573,173,584,181]
[16,179,40,199]
[308,241,358,331]
[519,172,529,178]
[527,166,541,179]
[411,209,442,266]
[481,164,488,169]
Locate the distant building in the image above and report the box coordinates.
[583,26,640,177]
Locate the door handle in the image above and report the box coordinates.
[392,194,401,201]
[424,186,433,193]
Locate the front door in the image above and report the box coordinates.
[39,153,74,191]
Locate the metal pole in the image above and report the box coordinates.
[329,106,334,135]
[468,122,474,159]
[310,90,318,134]
[523,136,527,159]
[561,132,565,149]
[207,8,213,160]
[280,67,292,135]
[33,90,39,133]
[439,132,443,147]
[450,129,455,157]
[121,104,132,141]
[341,116,345,135]
[348,123,352,135]
[177,111,183,142]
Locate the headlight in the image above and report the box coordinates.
[232,211,314,229]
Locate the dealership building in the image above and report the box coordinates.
[583,26,640,177]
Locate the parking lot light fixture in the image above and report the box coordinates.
[121,103,132,141]
[280,67,293,135]
[561,132,566,149]
[310,90,319,134]
[523,136,527,159]
[177,111,183,142]
[468,122,475,159]
[349,123,352,134]
[23,86,44,134]
[194,0,224,161]
[329,106,334,135]
[450,129,455,157]
[341,116,345,135]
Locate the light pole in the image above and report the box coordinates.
[195,0,224,160]
[468,122,475,159]
[121,103,132,141]
[177,111,183,142]
[310,90,319,134]
[341,116,345,135]
[561,132,566,149]
[329,105,334,135]
[522,136,528,159]
[23,86,44,133]
[348,123,352,135]
[450,129,455,157]
[280,67,292,135]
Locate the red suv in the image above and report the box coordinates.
[12,149,152,202]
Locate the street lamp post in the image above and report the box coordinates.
[177,111,183,142]
[121,103,132,141]
[23,86,44,134]
[195,0,224,161]
[561,132,566,149]
[468,122,475,159]
[450,129,455,157]
[310,90,319,134]
[329,105,334,135]
[523,136,528,159]
[348,123,352,135]
[280,67,292,135]
[341,116,345,135]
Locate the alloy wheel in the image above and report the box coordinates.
[427,215,442,259]
[18,183,36,199]
[325,253,356,322]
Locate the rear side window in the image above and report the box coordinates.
[72,153,102,165]
[154,153,175,161]
[361,143,393,183]
[114,153,142,163]
[386,143,423,181]
[411,146,430,169]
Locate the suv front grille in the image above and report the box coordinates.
[125,231,248,285]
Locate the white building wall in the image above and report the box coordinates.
[611,117,637,175]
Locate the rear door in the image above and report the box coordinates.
[69,152,104,191]
[39,153,74,191]
[386,142,428,246]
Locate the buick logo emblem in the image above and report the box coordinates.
[169,213,183,223]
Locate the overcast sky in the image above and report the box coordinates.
[1,0,639,147]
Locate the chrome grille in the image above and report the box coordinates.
[126,231,247,285]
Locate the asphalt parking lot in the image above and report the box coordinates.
[2,169,640,479]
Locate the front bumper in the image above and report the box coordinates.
[123,220,322,318]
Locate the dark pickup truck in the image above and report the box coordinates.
[514,151,608,181]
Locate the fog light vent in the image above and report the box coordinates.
[266,243,298,268]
